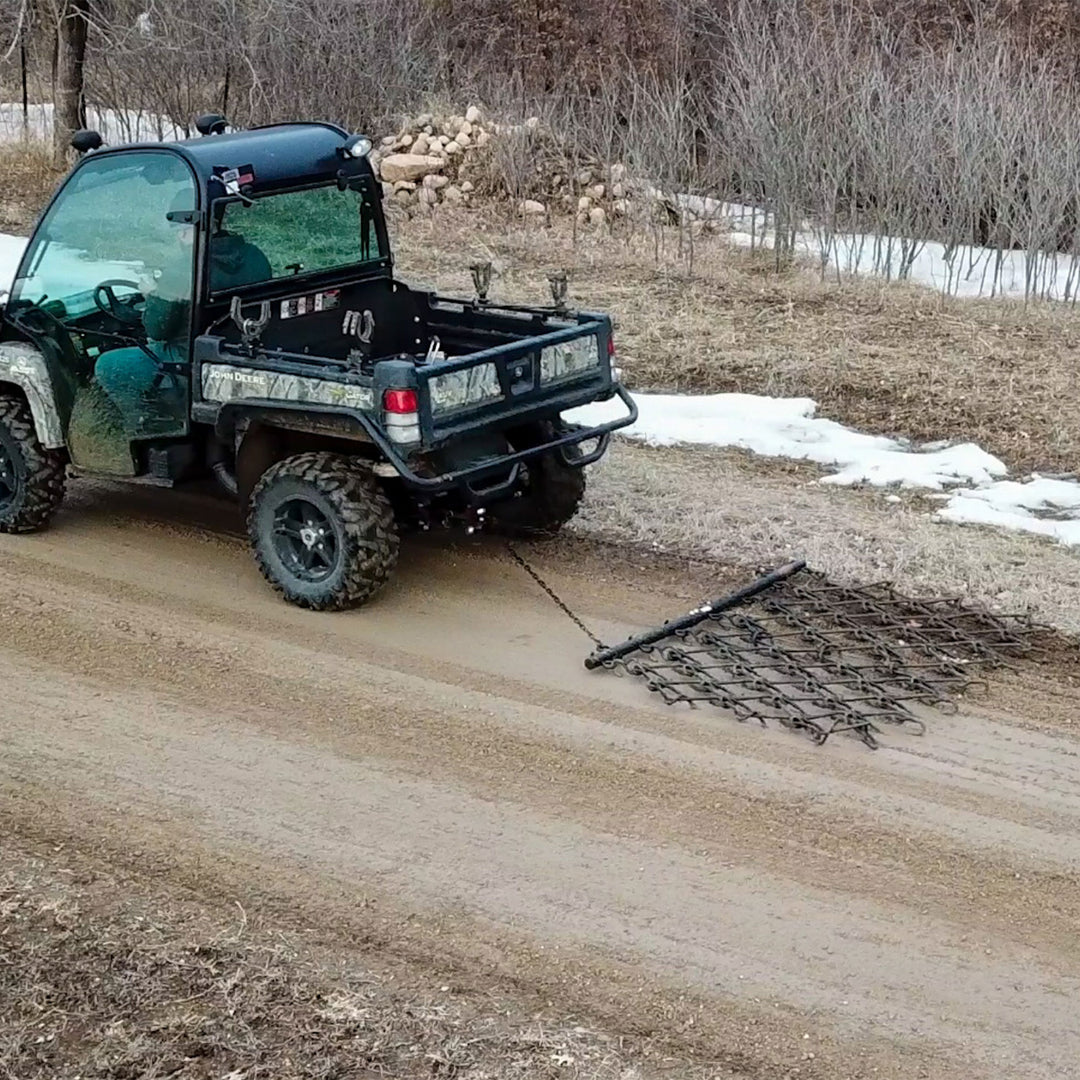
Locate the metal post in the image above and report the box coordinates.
[584,560,807,670]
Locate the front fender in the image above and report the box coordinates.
[0,342,65,449]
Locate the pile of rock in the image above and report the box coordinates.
[369,105,642,228]
[371,105,489,212]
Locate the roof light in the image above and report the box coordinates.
[342,134,373,159]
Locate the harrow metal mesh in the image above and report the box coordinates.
[592,569,1041,748]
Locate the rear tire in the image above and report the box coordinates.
[489,421,587,538]
[248,451,399,610]
[0,392,66,534]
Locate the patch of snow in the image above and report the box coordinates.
[937,477,1080,546]
[567,392,1007,489]
[0,102,183,145]
[0,232,28,300]
[722,218,1080,302]
[1,230,144,308]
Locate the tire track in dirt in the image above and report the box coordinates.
[3,481,1080,1078]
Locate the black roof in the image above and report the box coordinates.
[163,121,369,193]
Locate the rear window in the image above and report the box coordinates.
[210,183,384,291]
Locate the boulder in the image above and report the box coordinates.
[438,134,450,146]
[399,133,414,148]
[465,105,482,125]
[460,180,475,193]
[589,206,607,227]
[412,134,430,155]
[380,154,444,183]
[381,181,394,200]
[418,185,438,206]
[456,131,472,148]
[611,181,626,199]
[459,120,473,137]
[578,195,592,212]
[475,131,491,148]
[575,167,593,186]
[520,199,546,215]
[393,187,415,205]
[590,183,606,200]
[380,135,396,147]
[423,173,449,189]
[393,180,417,192]
[610,163,627,183]
[445,140,462,155]
[443,184,465,205]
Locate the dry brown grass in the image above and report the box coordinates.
[568,440,1080,636]
[0,834,703,1080]
[391,208,1080,474]
[0,140,62,233]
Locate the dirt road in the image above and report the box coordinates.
[2,479,1080,1079]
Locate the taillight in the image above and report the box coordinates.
[384,388,418,414]
[607,335,616,357]
[383,387,420,446]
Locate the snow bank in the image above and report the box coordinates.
[0,103,182,145]
[568,392,1006,489]
[722,214,1080,302]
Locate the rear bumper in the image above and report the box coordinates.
[376,382,638,496]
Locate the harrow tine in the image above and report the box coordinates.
[589,564,1044,749]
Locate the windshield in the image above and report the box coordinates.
[11,150,195,318]
[209,182,384,293]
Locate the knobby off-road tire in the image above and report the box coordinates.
[248,452,399,611]
[0,392,66,534]
[489,422,587,539]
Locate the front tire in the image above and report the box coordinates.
[248,452,399,610]
[0,392,66,534]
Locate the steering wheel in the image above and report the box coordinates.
[93,278,144,326]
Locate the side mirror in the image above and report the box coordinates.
[195,113,228,136]
[71,130,103,155]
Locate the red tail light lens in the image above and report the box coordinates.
[384,388,418,414]
[607,335,616,357]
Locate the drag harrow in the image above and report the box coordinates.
[583,562,1043,749]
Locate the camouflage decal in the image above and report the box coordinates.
[201,363,374,411]
[0,342,65,448]
[539,335,600,384]
[428,363,502,413]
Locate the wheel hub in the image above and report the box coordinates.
[272,498,338,583]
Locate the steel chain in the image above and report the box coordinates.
[506,543,606,649]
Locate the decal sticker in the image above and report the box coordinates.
[215,163,256,196]
[279,290,343,320]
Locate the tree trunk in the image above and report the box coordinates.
[53,0,90,163]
